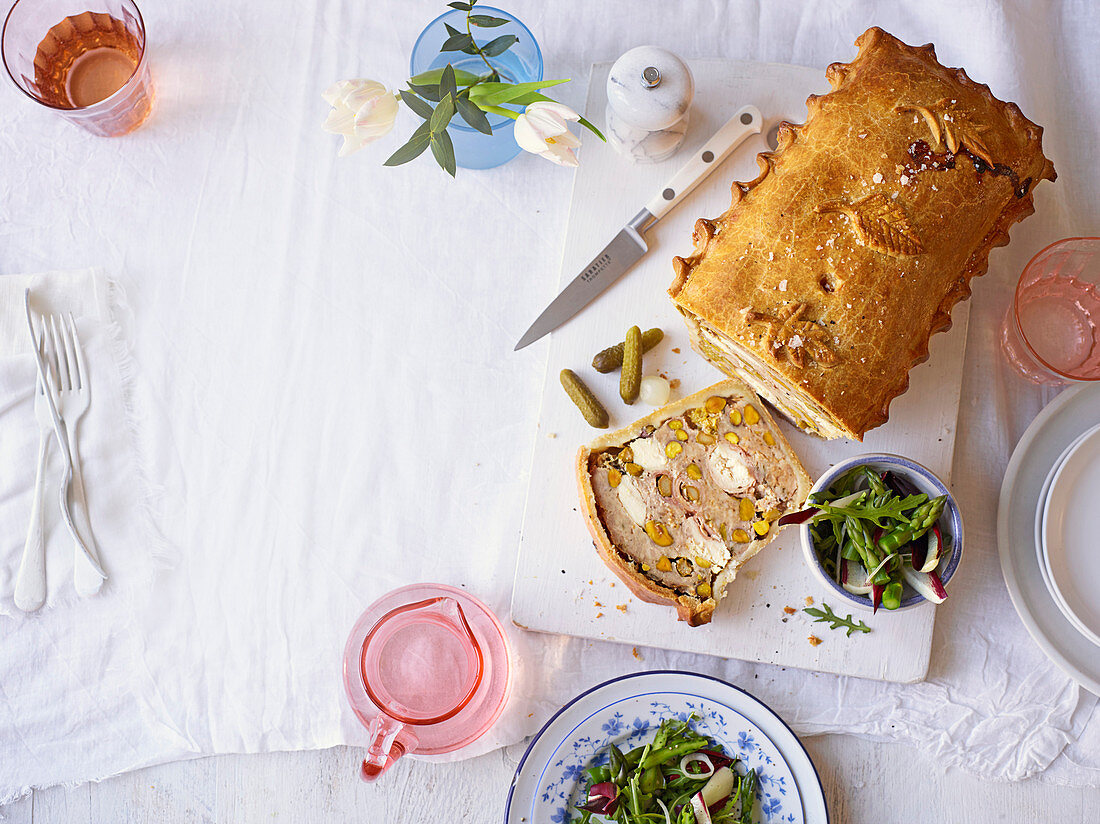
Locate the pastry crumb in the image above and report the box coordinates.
[672,347,680,354]
[547,432,557,439]
[808,635,822,647]
[805,596,814,606]
[594,601,603,608]
[632,646,642,660]
[616,604,628,613]
[596,612,604,619]
[669,379,681,390]
[783,606,797,615]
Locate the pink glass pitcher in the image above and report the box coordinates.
[342,583,510,781]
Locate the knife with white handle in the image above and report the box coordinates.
[515,105,762,351]
[14,379,50,612]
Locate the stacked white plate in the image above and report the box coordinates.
[999,384,1100,696]
[1038,423,1100,647]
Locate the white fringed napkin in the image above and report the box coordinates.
[0,270,183,801]
[0,269,167,613]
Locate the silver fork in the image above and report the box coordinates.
[47,314,105,595]
[14,322,53,612]
[23,290,106,585]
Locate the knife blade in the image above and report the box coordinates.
[515,104,762,351]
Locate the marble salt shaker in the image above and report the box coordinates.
[606,46,694,163]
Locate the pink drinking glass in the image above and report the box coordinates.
[1001,237,1100,384]
[2,0,153,136]
[342,583,511,781]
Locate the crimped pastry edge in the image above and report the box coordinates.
[668,26,1057,439]
[575,378,812,626]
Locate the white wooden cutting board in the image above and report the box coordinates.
[511,60,970,683]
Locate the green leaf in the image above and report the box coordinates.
[468,14,508,26]
[439,64,457,100]
[815,492,928,529]
[441,32,474,52]
[477,103,517,119]
[383,121,431,167]
[467,78,569,106]
[430,93,455,134]
[577,114,605,142]
[501,90,548,106]
[444,22,463,38]
[446,1,471,9]
[430,129,456,177]
[455,96,492,135]
[804,603,872,636]
[399,89,433,119]
[409,67,481,87]
[408,81,441,102]
[480,33,518,56]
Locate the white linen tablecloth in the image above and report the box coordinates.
[1,0,1098,803]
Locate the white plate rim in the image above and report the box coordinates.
[1033,427,1097,643]
[503,670,828,824]
[997,383,1100,696]
[1040,423,1100,646]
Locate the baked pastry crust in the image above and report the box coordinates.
[669,27,1056,440]
[576,379,811,626]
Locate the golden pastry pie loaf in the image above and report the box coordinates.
[669,27,1056,440]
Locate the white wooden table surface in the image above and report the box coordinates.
[1,735,1095,822]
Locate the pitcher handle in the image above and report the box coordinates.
[359,713,417,782]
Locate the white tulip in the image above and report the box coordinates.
[321,79,399,157]
[514,101,583,166]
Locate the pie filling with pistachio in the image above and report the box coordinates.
[577,379,811,625]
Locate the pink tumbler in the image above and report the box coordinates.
[1001,237,1100,384]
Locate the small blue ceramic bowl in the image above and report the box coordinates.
[799,453,964,612]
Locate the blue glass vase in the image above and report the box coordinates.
[409,6,543,170]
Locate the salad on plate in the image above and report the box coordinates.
[577,717,758,824]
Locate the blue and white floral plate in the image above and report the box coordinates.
[504,671,827,824]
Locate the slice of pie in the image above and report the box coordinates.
[577,379,811,626]
[669,27,1056,440]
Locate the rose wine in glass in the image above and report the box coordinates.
[35,12,143,109]
[2,0,152,136]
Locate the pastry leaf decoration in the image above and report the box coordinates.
[816,194,924,257]
[895,99,994,167]
[743,302,838,369]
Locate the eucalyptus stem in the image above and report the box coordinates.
[466,8,499,80]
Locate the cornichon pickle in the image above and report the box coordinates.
[591,327,663,373]
[560,369,609,428]
[620,325,642,405]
